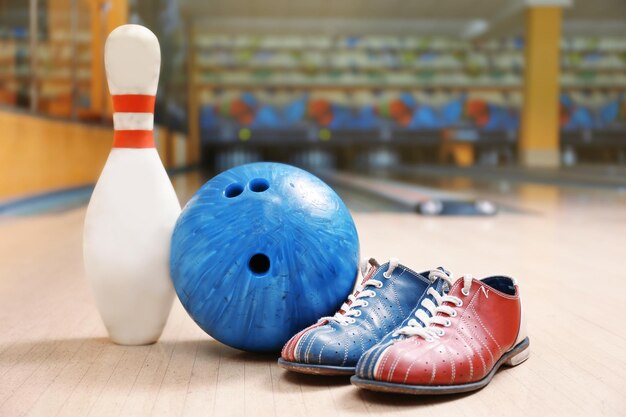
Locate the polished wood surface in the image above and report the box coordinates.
[0,172,624,416]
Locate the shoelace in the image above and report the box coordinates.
[320,257,400,326]
[394,272,473,342]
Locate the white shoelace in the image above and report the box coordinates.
[394,272,473,342]
[321,257,400,326]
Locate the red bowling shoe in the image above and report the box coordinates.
[352,274,528,394]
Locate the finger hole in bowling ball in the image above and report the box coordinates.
[249,253,270,275]
[224,183,244,198]
[249,178,270,193]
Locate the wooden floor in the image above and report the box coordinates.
[1,172,625,417]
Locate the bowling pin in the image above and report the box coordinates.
[83,24,181,345]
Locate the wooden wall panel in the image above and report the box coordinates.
[0,111,112,199]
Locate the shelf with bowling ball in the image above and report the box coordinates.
[193,69,625,90]
[0,30,93,117]
[189,33,626,166]
[193,33,626,54]
[193,69,626,91]
[191,33,626,95]
[190,37,626,133]
[195,83,525,92]
[193,83,625,168]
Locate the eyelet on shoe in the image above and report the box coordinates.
[461,288,470,296]
[383,271,392,279]
[354,310,362,317]
[438,329,445,337]
[376,282,383,288]
[427,337,434,342]
[456,300,463,307]
[444,320,452,327]
[362,301,369,307]
[451,311,458,317]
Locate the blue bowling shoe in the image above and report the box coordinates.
[278,258,450,375]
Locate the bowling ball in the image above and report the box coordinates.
[308,99,333,126]
[170,162,359,352]
[389,99,412,127]
[230,98,255,125]
[466,99,490,127]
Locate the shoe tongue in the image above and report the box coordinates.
[395,274,448,335]
[338,259,380,315]
[361,258,380,283]
[433,266,452,292]
[346,259,379,310]
[435,266,451,276]
[433,275,448,294]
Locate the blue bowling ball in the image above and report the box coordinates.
[170,162,360,352]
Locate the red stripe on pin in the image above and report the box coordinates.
[112,95,156,113]
[113,130,155,148]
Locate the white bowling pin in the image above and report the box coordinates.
[83,24,181,345]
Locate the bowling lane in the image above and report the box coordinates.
[0,169,624,417]
[357,164,626,215]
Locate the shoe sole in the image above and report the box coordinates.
[277,358,355,376]
[351,337,530,395]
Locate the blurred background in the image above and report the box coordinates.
[3,3,626,414]
[0,0,625,202]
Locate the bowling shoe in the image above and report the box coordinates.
[277,258,451,375]
[352,273,529,394]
